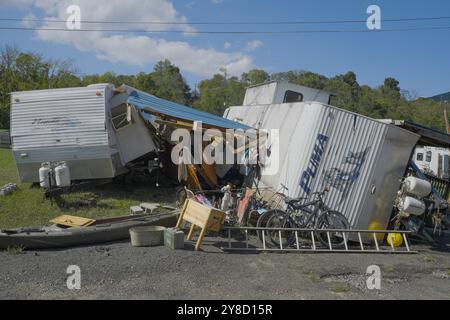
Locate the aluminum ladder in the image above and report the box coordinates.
[222,226,416,254]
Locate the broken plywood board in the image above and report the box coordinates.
[50,215,96,228]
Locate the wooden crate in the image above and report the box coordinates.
[175,199,225,251]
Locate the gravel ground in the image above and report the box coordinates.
[0,232,449,300]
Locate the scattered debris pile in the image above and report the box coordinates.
[0,183,17,196]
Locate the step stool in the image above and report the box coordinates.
[130,205,144,215]
[140,203,160,214]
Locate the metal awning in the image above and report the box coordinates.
[380,119,450,148]
[127,90,251,130]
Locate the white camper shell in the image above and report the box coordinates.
[242,81,333,106]
[10,84,156,182]
[225,93,420,233]
[413,146,450,179]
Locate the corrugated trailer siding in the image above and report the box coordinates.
[11,86,109,151]
[298,106,388,227]
[225,102,419,230]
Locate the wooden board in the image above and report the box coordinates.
[50,215,96,228]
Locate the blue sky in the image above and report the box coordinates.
[1,0,449,97]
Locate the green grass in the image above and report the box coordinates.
[421,254,437,264]
[328,282,351,293]
[0,148,177,229]
[383,264,396,273]
[6,245,25,255]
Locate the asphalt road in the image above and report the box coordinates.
[0,234,449,300]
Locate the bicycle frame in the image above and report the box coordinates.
[284,193,330,228]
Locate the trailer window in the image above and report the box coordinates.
[111,103,131,130]
[416,153,423,161]
[426,151,432,162]
[283,90,303,103]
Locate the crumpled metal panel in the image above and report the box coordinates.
[127,90,251,130]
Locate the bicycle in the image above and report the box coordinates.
[258,187,350,248]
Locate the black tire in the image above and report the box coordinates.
[256,209,284,242]
[265,211,295,248]
[315,210,350,248]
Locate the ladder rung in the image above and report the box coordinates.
[389,234,395,252]
[342,232,348,251]
[295,231,300,250]
[326,231,332,251]
[311,231,316,250]
[262,230,266,250]
[358,232,364,251]
[372,233,380,252]
[402,233,410,252]
[279,230,283,250]
[245,229,249,249]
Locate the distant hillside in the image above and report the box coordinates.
[429,92,450,102]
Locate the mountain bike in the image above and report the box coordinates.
[258,187,350,248]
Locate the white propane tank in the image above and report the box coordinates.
[39,163,51,188]
[404,176,432,198]
[55,162,71,187]
[399,196,426,216]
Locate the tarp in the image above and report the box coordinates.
[127,90,251,130]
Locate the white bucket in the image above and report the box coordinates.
[129,226,166,247]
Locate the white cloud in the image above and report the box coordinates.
[211,0,224,4]
[20,13,38,28]
[224,42,231,49]
[4,0,254,77]
[245,40,263,52]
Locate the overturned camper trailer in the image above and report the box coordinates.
[242,80,333,106]
[225,81,421,232]
[10,84,250,184]
[10,84,157,182]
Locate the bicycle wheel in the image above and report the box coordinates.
[256,209,283,243]
[175,187,194,208]
[265,211,295,248]
[315,210,350,248]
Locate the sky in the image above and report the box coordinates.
[0,0,449,97]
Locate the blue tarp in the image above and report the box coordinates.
[127,90,251,130]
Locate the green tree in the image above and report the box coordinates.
[0,45,81,128]
[271,70,327,90]
[383,77,400,92]
[241,69,270,86]
[195,71,246,115]
[148,59,191,105]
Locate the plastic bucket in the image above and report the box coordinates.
[130,226,166,247]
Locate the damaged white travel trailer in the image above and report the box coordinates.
[242,80,333,106]
[224,81,421,233]
[10,84,157,182]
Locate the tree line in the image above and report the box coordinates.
[0,45,447,131]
